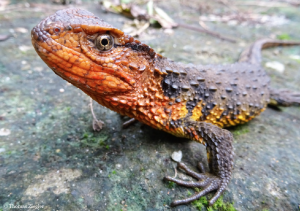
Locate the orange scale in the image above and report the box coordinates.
[65,62,73,69]
[111,97,119,102]
[172,116,178,121]
[150,120,156,125]
[69,56,79,64]
[119,100,127,104]
[64,72,84,83]
[150,108,156,114]
[161,113,167,119]
[154,116,160,122]
[121,60,128,65]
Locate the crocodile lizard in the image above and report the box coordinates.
[31,8,300,206]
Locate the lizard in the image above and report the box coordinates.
[31,8,300,207]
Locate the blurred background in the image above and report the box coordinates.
[1,0,300,211]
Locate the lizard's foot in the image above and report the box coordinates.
[164,162,223,207]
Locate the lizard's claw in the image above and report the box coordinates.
[164,162,223,207]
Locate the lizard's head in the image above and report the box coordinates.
[31,8,156,95]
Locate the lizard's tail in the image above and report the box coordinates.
[238,39,300,64]
[269,88,300,107]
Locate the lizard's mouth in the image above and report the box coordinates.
[31,10,134,94]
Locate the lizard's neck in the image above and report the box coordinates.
[89,57,189,130]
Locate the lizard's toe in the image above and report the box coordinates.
[164,162,226,206]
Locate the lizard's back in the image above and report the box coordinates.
[159,60,270,128]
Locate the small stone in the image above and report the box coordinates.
[265,61,285,73]
[21,65,31,71]
[289,55,300,61]
[19,45,31,52]
[0,128,10,136]
[116,164,122,169]
[34,67,43,72]
[15,27,28,33]
[171,150,182,162]
[164,29,174,35]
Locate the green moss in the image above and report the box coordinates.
[212,196,224,209]
[192,196,205,210]
[112,170,116,174]
[80,132,108,148]
[192,196,209,210]
[232,125,249,136]
[192,195,236,211]
[167,181,176,189]
[224,203,236,211]
[195,187,201,192]
[277,33,291,40]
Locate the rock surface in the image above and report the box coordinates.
[0,1,300,211]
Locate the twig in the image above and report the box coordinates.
[129,22,150,37]
[199,21,212,32]
[174,165,177,178]
[178,22,236,43]
[0,35,11,41]
[89,98,104,131]
[122,118,137,128]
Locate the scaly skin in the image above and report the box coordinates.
[31,8,300,207]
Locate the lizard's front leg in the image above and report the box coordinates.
[164,121,234,206]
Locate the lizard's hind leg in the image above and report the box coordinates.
[269,88,300,107]
[164,121,234,206]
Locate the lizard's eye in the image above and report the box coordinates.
[95,34,114,51]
